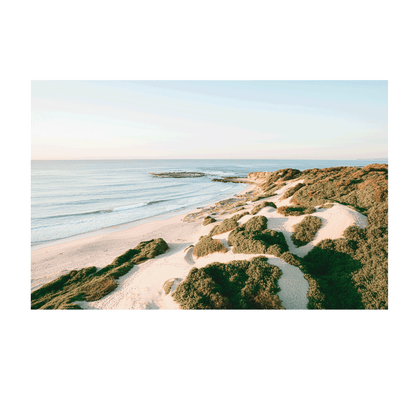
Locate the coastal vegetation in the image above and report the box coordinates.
[229,206,245,215]
[203,216,216,226]
[300,238,364,309]
[260,168,302,192]
[320,203,334,209]
[190,163,387,310]
[228,216,289,257]
[274,163,388,309]
[209,218,239,237]
[263,182,286,194]
[250,201,276,215]
[291,216,322,247]
[250,191,276,202]
[277,205,316,216]
[281,182,305,200]
[172,256,284,309]
[31,238,169,309]
[193,236,228,258]
[231,211,249,221]
[291,164,387,213]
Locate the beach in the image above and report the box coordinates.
[31,169,371,310]
[30,178,259,292]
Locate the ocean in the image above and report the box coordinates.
[31,159,387,246]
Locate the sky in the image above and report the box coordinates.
[31,80,388,160]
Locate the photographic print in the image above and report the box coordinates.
[31,80,388,310]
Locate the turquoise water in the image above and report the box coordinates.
[31,159,386,245]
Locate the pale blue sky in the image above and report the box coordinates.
[31,81,387,159]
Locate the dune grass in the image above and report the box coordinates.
[291,216,323,247]
[261,169,301,191]
[172,256,284,309]
[263,182,286,194]
[228,216,289,257]
[203,216,216,226]
[276,206,316,216]
[320,203,334,209]
[250,201,276,215]
[209,218,239,237]
[231,211,249,221]
[229,206,245,214]
[193,236,228,258]
[250,191,276,202]
[31,238,169,310]
[291,165,387,213]
[281,182,305,200]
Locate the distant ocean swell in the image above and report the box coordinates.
[32,199,170,221]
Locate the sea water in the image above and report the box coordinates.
[31,159,386,246]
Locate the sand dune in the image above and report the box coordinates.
[32,176,369,310]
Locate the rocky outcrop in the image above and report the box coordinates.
[150,172,206,178]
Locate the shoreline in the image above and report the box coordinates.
[31,179,257,290]
[31,179,254,252]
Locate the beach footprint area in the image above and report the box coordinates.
[31,164,387,310]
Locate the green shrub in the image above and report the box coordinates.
[290,166,388,213]
[250,201,277,215]
[281,182,305,199]
[342,223,388,309]
[203,216,216,226]
[279,252,302,267]
[277,206,316,216]
[231,211,249,221]
[251,191,276,202]
[263,182,286,193]
[300,239,364,309]
[291,216,323,247]
[228,216,289,257]
[193,236,228,258]
[320,203,334,209]
[172,256,284,309]
[31,238,169,309]
[229,207,245,214]
[261,169,301,190]
[209,218,239,237]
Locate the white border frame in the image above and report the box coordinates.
[13,65,404,326]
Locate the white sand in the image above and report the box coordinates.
[32,178,368,310]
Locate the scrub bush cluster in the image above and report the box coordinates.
[203,216,216,226]
[172,256,284,309]
[250,201,277,215]
[281,183,305,200]
[209,218,239,237]
[228,216,289,257]
[291,216,323,247]
[31,238,169,310]
[193,236,228,258]
[277,206,316,216]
